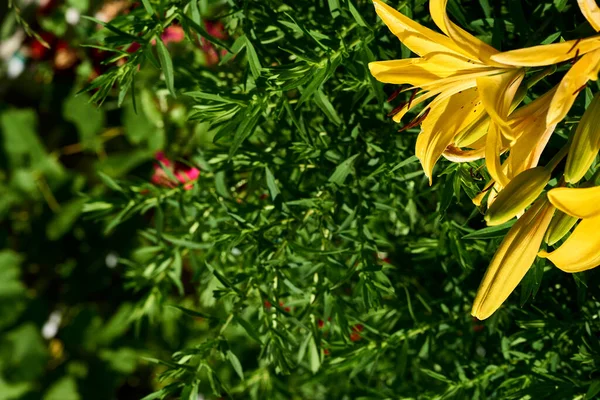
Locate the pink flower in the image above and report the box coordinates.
[201,20,228,66]
[161,25,185,44]
[151,152,200,190]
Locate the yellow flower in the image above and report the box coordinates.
[472,198,555,320]
[540,186,600,272]
[369,0,600,183]
[472,88,558,207]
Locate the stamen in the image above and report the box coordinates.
[398,108,430,132]
[573,83,587,95]
[387,87,402,102]
[568,38,582,54]
[387,101,407,117]
[407,89,418,110]
[570,49,581,64]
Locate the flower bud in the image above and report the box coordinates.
[485,167,551,226]
[544,210,578,246]
[565,92,600,183]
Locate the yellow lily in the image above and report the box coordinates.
[369,0,600,183]
[472,88,558,207]
[472,198,555,320]
[540,186,600,272]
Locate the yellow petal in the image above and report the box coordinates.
[372,0,465,57]
[565,92,600,183]
[368,53,493,86]
[429,0,504,65]
[473,180,495,206]
[544,210,579,246]
[506,89,557,178]
[485,123,510,188]
[578,0,600,31]
[442,144,485,162]
[454,113,490,148]
[472,199,555,320]
[485,167,551,226]
[391,79,476,123]
[547,48,600,125]
[477,70,525,140]
[540,214,600,272]
[490,36,600,67]
[547,186,600,218]
[416,87,486,183]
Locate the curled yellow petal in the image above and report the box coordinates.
[540,215,600,272]
[544,210,579,246]
[416,87,485,183]
[578,0,600,31]
[547,48,600,125]
[442,144,485,162]
[485,124,510,188]
[564,92,600,183]
[490,36,600,67]
[485,167,551,226]
[547,186,600,218]
[472,199,555,320]
[477,70,525,140]
[372,0,465,57]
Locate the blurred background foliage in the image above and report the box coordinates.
[1,0,600,399]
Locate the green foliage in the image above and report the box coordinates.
[2,0,600,399]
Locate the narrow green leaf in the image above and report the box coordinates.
[140,0,155,16]
[308,337,320,373]
[462,220,516,240]
[329,154,359,185]
[155,36,176,97]
[244,37,262,79]
[229,104,262,158]
[226,350,244,380]
[348,0,368,27]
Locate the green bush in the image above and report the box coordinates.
[2,0,600,399]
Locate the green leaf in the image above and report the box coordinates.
[140,0,155,16]
[168,305,219,321]
[329,154,359,185]
[244,37,262,79]
[586,380,600,399]
[63,93,106,151]
[233,316,263,344]
[228,104,262,158]
[226,350,244,380]
[462,220,516,240]
[348,0,367,27]
[43,377,80,400]
[155,36,176,97]
[314,89,342,125]
[180,14,233,53]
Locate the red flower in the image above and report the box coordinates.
[264,300,272,309]
[318,319,324,328]
[279,301,291,313]
[29,33,55,60]
[201,20,229,66]
[161,25,185,44]
[151,152,200,190]
[349,332,361,342]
